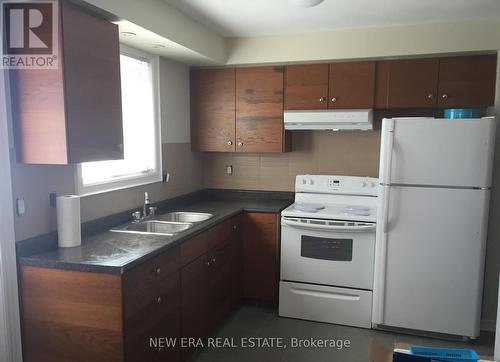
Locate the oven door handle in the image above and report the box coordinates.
[282,218,376,232]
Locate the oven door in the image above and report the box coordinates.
[280,216,376,290]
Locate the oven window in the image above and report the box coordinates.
[301,236,353,261]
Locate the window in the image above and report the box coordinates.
[76,45,161,195]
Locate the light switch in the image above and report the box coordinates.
[16,197,25,216]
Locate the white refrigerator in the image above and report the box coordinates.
[372,117,496,338]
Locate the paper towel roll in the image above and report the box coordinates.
[56,195,81,248]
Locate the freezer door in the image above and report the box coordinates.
[379,118,495,188]
[372,185,490,337]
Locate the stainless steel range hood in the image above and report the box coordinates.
[284,109,373,131]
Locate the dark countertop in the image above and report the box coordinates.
[18,192,293,275]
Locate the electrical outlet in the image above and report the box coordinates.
[16,197,26,216]
[49,192,57,208]
[226,165,233,175]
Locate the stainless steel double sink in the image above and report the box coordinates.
[110,212,213,236]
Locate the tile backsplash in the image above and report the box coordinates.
[203,128,381,191]
[202,109,442,191]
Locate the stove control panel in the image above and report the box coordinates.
[296,175,378,196]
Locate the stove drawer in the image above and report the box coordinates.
[279,281,372,328]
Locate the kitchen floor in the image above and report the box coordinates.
[190,305,495,362]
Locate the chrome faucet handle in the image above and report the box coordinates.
[132,211,141,222]
[148,206,157,217]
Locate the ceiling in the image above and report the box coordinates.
[163,0,500,37]
[117,21,219,66]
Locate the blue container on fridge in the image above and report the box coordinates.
[443,108,481,119]
[409,346,480,362]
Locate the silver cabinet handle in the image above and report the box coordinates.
[427,94,434,99]
[211,257,216,264]
[206,260,211,267]
[237,142,243,147]
[331,97,337,103]
[156,296,162,304]
[441,93,448,99]
[232,225,237,231]
[227,140,233,146]
[319,97,325,102]
[155,267,161,275]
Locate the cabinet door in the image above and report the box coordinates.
[191,69,236,152]
[242,213,279,306]
[207,242,234,331]
[328,61,376,109]
[123,248,181,362]
[124,272,181,362]
[382,59,439,108]
[236,67,285,152]
[180,254,210,359]
[11,2,123,164]
[285,64,329,110]
[438,55,497,107]
[61,1,124,163]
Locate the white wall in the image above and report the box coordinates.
[225,18,500,65]
[160,58,191,143]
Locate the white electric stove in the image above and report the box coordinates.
[279,175,378,328]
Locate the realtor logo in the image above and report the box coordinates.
[1,0,58,68]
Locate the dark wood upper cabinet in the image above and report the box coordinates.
[284,64,329,110]
[191,67,288,153]
[190,68,236,152]
[328,61,376,109]
[236,66,286,153]
[10,1,123,164]
[375,54,496,109]
[438,54,497,107]
[377,58,440,108]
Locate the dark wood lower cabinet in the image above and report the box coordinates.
[19,212,277,361]
[242,213,279,306]
[180,216,242,360]
[19,267,124,362]
[180,254,211,359]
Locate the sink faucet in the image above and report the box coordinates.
[131,192,157,222]
[143,192,151,218]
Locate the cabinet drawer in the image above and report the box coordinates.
[279,281,372,329]
[207,217,239,250]
[124,270,180,322]
[180,232,208,267]
[123,247,180,304]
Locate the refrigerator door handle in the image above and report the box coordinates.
[372,185,389,325]
[382,119,395,185]
[381,119,394,233]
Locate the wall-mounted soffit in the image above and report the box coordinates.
[82,0,226,65]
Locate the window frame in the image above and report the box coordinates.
[75,44,162,196]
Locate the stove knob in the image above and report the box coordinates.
[362,181,367,187]
[309,179,314,185]
[302,179,306,185]
[370,182,376,188]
